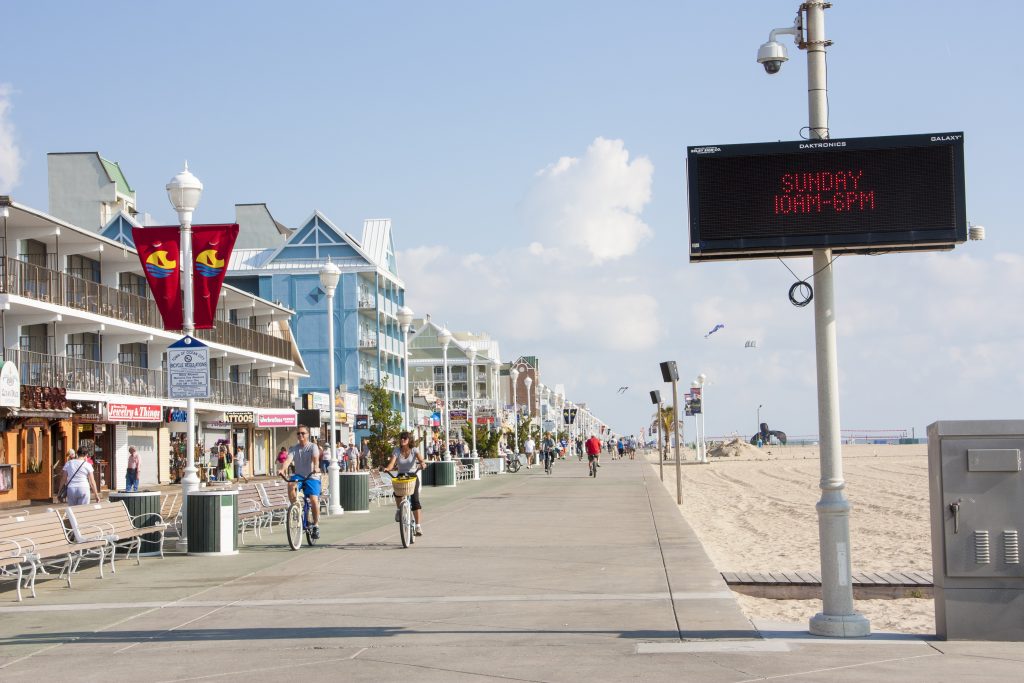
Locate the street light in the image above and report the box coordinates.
[757,404,763,430]
[320,259,343,516]
[490,357,501,435]
[166,162,203,547]
[695,373,707,464]
[467,348,477,455]
[397,306,414,429]
[437,327,452,459]
[759,2,869,638]
[510,365,520,455]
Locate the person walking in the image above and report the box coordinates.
[359,441,370,470]
[523,435,535,469]
[276,446,289,475]
[125,445,140,492]
[223,446,234,482]
[344,440,359,472]
[59,447,100,505]
[234,445,248,482]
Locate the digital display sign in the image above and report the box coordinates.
[687,132,967,262]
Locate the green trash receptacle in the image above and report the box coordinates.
[186,489,238,556]
[108,491,163,556]
[339,472,369,513]
[422,462,435,486]
[431,461,456,487]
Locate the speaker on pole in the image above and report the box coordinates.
[659,361,678,383]
[649,390,661,404]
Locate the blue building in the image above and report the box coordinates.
[224,205,407,422]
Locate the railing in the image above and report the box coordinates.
[358,337,378,348]
[357,297,377,309]
[7,349,292,408]
[0,256,292,362]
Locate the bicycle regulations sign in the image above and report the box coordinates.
[168,335,210,399]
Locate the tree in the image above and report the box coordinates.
[460,423,503,457]
[364,382,403,469]
[659,406,677,461]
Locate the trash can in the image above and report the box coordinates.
[430,461,456,487]
[108,491,163,557]
[186,489,238,556]
[338,472,369,513]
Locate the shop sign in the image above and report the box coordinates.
[225,411,254,424]
[107,403,162,422]
[166,408,188,423]
[204,420,231,429]
[73,413,103,422]
[257,411,297,428]
[0,361,20,408]
[450,409,468,424]
[354,414,369,430]
[308,392,330,412]
[167,335,210,399]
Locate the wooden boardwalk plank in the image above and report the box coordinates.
[719,571,933,587]
[795,571,819,584]
[721,572,739,584]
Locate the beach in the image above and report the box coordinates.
[649,443,935,634]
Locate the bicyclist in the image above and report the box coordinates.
[541,432,556,472]
[585,433,602,477]
[280,426,321,539]
[383,431,427,536]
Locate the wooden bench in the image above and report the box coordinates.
[256,481,293,532]
[161,493,183,537]
[236,485,268,543]
[65,501,169,571]
[0,510,108,601]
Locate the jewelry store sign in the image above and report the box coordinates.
[107,403,162,422]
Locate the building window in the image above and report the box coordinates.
[67,254,101,283]
[119,272,147,297]
[118,343,148,368]
[67,333,100,361]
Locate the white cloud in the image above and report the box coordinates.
[0,84,21,193]
[523,137,653,264]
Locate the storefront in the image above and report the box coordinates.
[225,411,254,478]
[256,409,297,476]
[105,402,162,490]
[166,408,188,483]
[202,419,231,481]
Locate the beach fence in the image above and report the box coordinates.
[710,429,925,447]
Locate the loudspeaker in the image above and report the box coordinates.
[649,390,661,404]
[659,361,678,382]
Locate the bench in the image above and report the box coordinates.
[161,493,183,537]
[368,470,393,506]
[256,481,293,532]
[0,510,109,600]
[236,485,268,543]
[65,501,169,570]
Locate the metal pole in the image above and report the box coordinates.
[327,287,342,515]
[671,379,681,504]
[469,353,477,455]
[804,0,869,638]
[178,215,198,549]
[512,374,518,455]
[656,404,663,482]
[442,345,450,456]
[402,323,411,429]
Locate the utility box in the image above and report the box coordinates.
[928,421,1024,640]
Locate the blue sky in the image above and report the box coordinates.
[3,1,1023,439]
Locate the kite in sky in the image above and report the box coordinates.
[705,323,725,338]
[617,386,629,394]
[744,340,757,349]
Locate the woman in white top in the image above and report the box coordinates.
[59,448,99,505]
[383,431,427,536]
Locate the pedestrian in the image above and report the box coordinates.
[59,447,100,505]
[223,446,234,482]
[125,445,140,492]
[276,446,289,475]
[359,441,370,469]
[216,447,226,481]
[344,440,358,472]
[235,445,248,481]
[523,435,535,468]
[319,440,331,474]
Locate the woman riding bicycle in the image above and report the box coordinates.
[383,431,426,536]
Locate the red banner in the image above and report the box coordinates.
[191,224,239,329]
[131,226,183,331]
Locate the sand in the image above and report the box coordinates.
[649,443,935,634]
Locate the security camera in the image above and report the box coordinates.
[757,39,788,74]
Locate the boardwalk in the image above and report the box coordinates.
[1,459,1022,682]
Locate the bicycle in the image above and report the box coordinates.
[386,469,419,548]
[284,473,319,550]
[505,453,521,473]
[589,457,598,478]
[544,450,554,475]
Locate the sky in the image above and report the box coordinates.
[2,1,1023,440]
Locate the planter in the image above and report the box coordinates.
[480,458,505,475]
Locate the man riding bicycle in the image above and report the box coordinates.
[541,432,557,472]
[585,434,602,477]
[280,427,321,539]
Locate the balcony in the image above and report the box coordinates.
[7,348,292,409]
[357,296,377,310]
[0,256,293,363]
[358,336,378,350]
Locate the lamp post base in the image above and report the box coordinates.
[809,612,871,638]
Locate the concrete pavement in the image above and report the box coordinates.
[1,457,1022,681]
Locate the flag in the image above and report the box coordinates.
[191,224,239,329]
[131,226,183,331]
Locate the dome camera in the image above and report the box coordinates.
[757,40,788,74]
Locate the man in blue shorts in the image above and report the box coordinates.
[280,427,322,539]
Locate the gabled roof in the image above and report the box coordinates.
[99,210,142,247]
[99,156,134,199]
[360,219,398,275]
[408,317,470,362]
[265,210,376,267]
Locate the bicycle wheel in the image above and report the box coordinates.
[399,501,412,548]
[304,501,317,547]
[508,459,520,473]
[285,502,302,550]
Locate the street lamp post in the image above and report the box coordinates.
[695,373,707,464]
[320,260,343,516]
[398,306,414,429]
[523,375,533,464]
[650,390,663,481]
[490,358,501,435]
[467,348,477,455]
[757,404,763,431]
[166,163,203,548]
[510,365,520,454]
[437,327,452,458]
[759,2,868,637]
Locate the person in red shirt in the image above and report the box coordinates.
[585,435,602,476]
